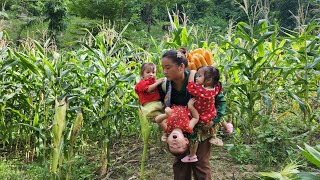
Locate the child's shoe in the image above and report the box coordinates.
[224,122,233,135]
[181,155,198,163]
[209,137,223,146]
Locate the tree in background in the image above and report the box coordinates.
[69,0,131,21]
[43,0,68,45]
[270,0,320,30]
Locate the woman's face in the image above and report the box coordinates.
[161,57,184,81]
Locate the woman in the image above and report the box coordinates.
[157,49,226,179]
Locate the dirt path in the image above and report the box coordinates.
[104,136,256,179]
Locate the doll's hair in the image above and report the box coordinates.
[199,66,220,87]
[140,62,156,77]
[162,49,188,68]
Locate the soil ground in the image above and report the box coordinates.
[101,136,257,180]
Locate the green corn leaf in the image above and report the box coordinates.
[0,59,18,73]
[279,39,287,48]
[173,13,179,30]
[105,56,126,77]
[296,172,320,180]
[44,37,51,48]
[257,43,264,57]
[5,107,28,121]
[236,24,252,42]
[33,40,45,57]
[252,31,274,50]
[181,27,188,47]
[14,52,41,76]
[307,57,320,69]
[43,59,56,75]
[258,172,283,179]
[103,85,116,98]
[117,73,134,82]
[302,144,320,168]
[286,89,306,114]
[33,113,39,127]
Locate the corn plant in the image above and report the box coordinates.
[218,19,277,142]
[78,22,139,177]
[165,10,194,49]
[281,19,320,142]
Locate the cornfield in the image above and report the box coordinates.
[0,11,319,179]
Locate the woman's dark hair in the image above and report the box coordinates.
[199,66,220,87]
[140,62,156,77]
[162,49,188,68]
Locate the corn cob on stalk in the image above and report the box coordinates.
[138,107,151,179]
[51,97,67,179]
[66,110,83,180]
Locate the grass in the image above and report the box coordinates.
[0,160,23,180]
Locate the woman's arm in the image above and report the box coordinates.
[212,93,226,125]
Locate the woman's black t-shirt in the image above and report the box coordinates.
[157,71,191,106]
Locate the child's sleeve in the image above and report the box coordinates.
[186,82,198,96]
[135,80,150,93]
[212,92,226,125]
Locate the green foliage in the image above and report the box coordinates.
[259,162,301,180]
[227,143,254,164]
[300,143,320,169]
[69,0,140,21]
[256,123,292,167]
[259,144,320,179]
[270,0,320,30]
[0,161,23,180]
[43,0,68,38]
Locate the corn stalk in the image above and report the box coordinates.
[138,107,151,180]
[51,97,67,179]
